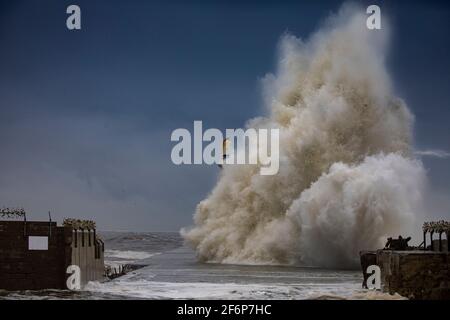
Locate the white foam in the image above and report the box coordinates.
[85,279,404,300]
[182,3,426,268]
[104,250,158,261]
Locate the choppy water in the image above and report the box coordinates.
[0,232,404,300]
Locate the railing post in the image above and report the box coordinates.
[423,232,427,251]
[23,211,27,237]
[430,232,434,251]
[48,211,52,237]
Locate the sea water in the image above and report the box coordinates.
[0,232,404,300]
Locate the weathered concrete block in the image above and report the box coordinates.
[0,220,105,291]
[361,249,449,300]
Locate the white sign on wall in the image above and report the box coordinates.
[28,236,49,250]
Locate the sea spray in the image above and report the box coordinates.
[181,4,426,268]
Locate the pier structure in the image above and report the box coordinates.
[360,220,449,300]
[0,208,104,291]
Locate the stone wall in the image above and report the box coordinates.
[0,220,104,291]
[377,250,449,299]
[70,229,104,285]
[361,249,450,300]
[360,250,376,289]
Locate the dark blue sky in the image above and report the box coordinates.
[0,0,449,230]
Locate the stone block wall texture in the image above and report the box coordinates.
[70,229,104,284]
[0,220,104,291]
[376,250,449,300]
[360,250,377,289]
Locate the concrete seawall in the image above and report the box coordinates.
[360,249,450,300]
[70,229,104,285]
[0,220,104,291]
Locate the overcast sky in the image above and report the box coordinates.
[0,0,449,231]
